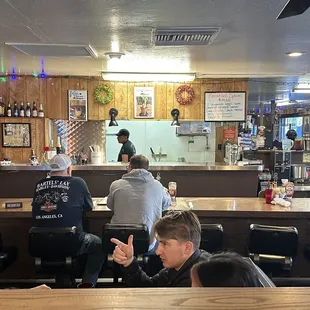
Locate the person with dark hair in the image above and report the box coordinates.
[191,252,261,287]
[116,128,136,162]
[110,210,210,287]
[107,155,171,253]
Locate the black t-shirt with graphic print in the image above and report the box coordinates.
[31,176,92,236]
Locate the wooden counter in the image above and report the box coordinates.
[1,197,310,218]
[1,198,310,279]
[1,287,310,310]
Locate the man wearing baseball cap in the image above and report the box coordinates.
[116,128,136,162]
[31,154,105,288]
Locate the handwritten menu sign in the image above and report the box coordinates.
[204,92,246,122]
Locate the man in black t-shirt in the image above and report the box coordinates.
[32,154,105,288]
[116,129,136,162]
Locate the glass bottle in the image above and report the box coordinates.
[38,104,44,118]
[20,101,25,117]
[13,101,19,117]
[7,102,12,117]
[32,102,38,117]
[25,102,31,117]
[0,96,5,117]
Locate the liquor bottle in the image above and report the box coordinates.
[0,96,5,117]
[13,101,19,117]
[25,102,31,117]
[56,136,62,154]
[7,102,12,117]
[32,101,38,117]
[38,104,44,118]
[20,101,25,117]
[30,149,38,166]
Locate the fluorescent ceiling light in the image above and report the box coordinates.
[285,51,306,57]
[101,72,196,82]
[292,88,310,93]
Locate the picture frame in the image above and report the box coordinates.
[2,123,31,148]
[204,91,246,122]
[134,87,155,118]
[68,90,88,121]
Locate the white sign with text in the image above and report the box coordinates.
[204,92,246,122]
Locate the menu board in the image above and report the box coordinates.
[204,91,246,122]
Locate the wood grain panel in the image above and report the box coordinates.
[8,77,26,103]
[25,77,40,104]
[185,82,201,120]
[114,82,128,120]
[46,78,62,119]
[127,82,134,120]
[154,82,167,119]
[60,78,69,120]
[166,83,174,121]
[88,79,100,120]
[39,79,47,116]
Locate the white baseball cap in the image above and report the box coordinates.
[49,154,72,171]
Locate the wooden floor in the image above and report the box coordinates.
[1,287,310,309]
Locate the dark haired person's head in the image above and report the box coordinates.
[128,155,149,171]
[191,252,260,287]
[154,210,201,270]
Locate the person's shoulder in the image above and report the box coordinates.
[70,176,88,187]
[110,178,125,188]
[197,249,211,262]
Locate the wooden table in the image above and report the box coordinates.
[1,197,310,279]
[1,287,310,309]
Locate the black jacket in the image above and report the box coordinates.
[122,249,210,287]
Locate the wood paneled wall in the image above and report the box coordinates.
[0,118,45,163]
[0,76,247,162]
[0,77,248,120]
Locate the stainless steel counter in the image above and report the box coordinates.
[0,162,264,171]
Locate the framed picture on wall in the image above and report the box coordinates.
[2,123,31,148]
[68,90,88,121]
[134,87,155,118]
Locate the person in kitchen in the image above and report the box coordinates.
[116,128,136,162]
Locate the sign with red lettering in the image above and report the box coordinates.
[223,129,236,140]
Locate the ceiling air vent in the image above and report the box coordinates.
[4,43,98,58]
[153,27,221,46]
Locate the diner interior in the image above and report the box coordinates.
[2,0,310,309]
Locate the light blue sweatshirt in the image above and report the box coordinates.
[107,169,171,250]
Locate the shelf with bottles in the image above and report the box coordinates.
[0,98,45,118]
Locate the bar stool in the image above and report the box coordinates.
[29,226,84,288]
[200,224,223,253]
[0,233,17,273]
[102,223,150,284]
[248,224,298,277]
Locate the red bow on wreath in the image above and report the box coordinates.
[175,85,195,105]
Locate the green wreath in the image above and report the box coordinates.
[94,84,113,105]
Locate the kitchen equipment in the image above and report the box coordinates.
[282,138,294,151]
[291,164,310,181]
[224,143,239,165]
[274,151,291,181]
[150,147,157,162]
[303,134,310,151]
[91,152,102,164]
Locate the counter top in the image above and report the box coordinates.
[0,162,264,171]
[1,197,309,219]
[1,287,310,310]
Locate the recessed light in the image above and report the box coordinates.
[286,51,306,57]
